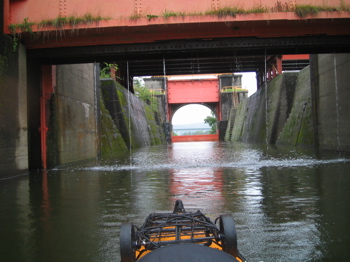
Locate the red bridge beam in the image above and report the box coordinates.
[3,0,350,49]
[168,78,219,104]
[5,0,350,25]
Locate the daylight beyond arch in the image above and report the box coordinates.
[172,105,212,125]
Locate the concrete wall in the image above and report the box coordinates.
[229,72,298,144]
[0,35,28,179]
[276,67,314,146]
[144,77,166,91]
[101,79,166,150]
[100,93,127,155]
[314,54,350,152]
[229,53,350,153]
[48,64,99,166]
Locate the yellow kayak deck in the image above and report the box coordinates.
[120,200,247,262]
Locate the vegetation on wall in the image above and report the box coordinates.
[9,14,110,34]
[8,17,34,51]
[134,79,159,112]
[6,2,349,51]
[8,1,349,43]
[38,14,109,29]
[100,96,128,155]
[8,14,110,50]
[135,1,350,20]
[100,62,119,79]
[8,17,34,34]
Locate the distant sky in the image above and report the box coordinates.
[172,104,212,125]
[171,72,257,125]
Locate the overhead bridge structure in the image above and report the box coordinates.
[2,0,350,171]
[4,0,350,79]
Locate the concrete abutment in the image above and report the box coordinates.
[1,45,168,178]
[0,37,28,178]
[227,54,350,152]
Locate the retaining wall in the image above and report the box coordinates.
[101,79,166,150]
[229,72,298,144]
[0,36,28,179]
[100,94,127,155]
[276,67,314,146]
[314,54,350,152]
[228,54,350,152]
[48,64,99,166]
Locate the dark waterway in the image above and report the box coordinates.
[1,142,350,262]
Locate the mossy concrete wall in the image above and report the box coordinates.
[229,72,298,144]
[100,79,166,152]
[100,94,127,155]
[0,35,28,179]
[228,53,350,152]
[276,67,314,146]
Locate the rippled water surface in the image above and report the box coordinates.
[1,142,350,261]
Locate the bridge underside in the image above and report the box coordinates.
[29,35,349,76]
[20,12,350,77]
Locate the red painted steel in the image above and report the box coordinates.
[40,65,55,169]
[282,54,310,60]
[167,78,221,142]
[172,134,219,142]
[168,79,219,104]
[3,0,350,49]
[6,0,350,24]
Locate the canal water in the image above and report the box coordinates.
[1,142,350,262]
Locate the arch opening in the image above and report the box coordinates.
[172,104,216,137]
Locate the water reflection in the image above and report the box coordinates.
[168,142,224,211]
[170,167,224,211]
[1,142,350,261]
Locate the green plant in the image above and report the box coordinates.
[37,13,110,29]
[8,17,35,51]
[206,7,245,17]
[204,112,217,134]
[163,10,184,19]
[134,79,159,112]
[250,5,269,13]
[100,63,119,79]
[294,5,320,17]
[130,14,142,20]
[9,17,34,34]
[147,14,159,20]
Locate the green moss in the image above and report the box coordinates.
[100,96,127,154]
[144,105,163,145]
